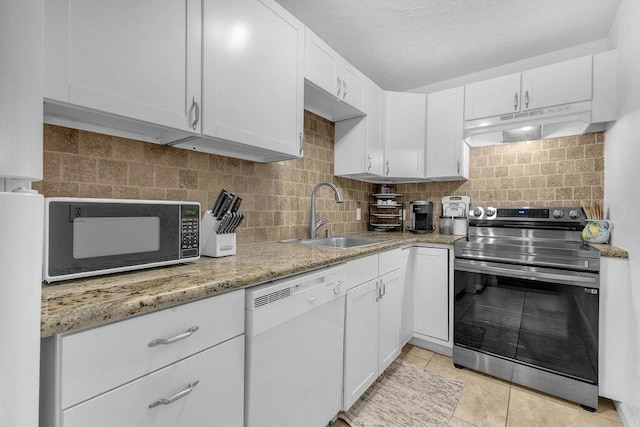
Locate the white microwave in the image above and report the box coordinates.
[44,198,200,283]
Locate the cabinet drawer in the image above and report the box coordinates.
[379,248,401,276]
[60,290,244,408]
[345,254,378,291]
[63,336,244,427]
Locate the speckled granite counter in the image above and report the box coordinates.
[41,232,628,337]
[588,243,629,258]
[41,232,461,337]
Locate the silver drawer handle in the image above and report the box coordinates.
[148,326,199,347]
[149,380,200,408]
[191,96,200,131]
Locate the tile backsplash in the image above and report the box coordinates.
[35,111,605,240]
[398,132,605,230]
[35,111,374,244]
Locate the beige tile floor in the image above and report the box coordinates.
[332,344,622,427]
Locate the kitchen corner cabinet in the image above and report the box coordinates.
[44,0,201,137]
[343,250,401,411]
[39,290,245,427]
[425,87,469,181]
[334,78,384,178]
[464,55,592,120]
[413,247,449,342]
[304,28,366,121]
[198,0,304,159]
[384,92,426,179]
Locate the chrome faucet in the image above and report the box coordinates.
[309,181,344,238]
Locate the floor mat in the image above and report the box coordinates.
[339,359,464,427]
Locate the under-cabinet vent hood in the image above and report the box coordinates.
[464,100,607,146]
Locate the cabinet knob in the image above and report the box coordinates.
[337,77,342,97]
[367,155,372,171]
[343,80,348,99]
[525,90,530,109]
[149,380,200,408]
[386,161,390,176]
[148,325,199,347]
[514,93,518,111]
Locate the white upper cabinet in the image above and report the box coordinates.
[465,56,594,121]
[303,28,366,121]
[339,59,366,113]
[520,55,592,111]
[384,92,426,179]
[45,0,201,136]
[44,0,304,163]
[426,87,469,181]
[464,73,521,120]
[200,0,304,159]
[334,79,384,178]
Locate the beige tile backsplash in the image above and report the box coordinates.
[397,132,605,231]
[35,112,374,244]
[35,111,605,241]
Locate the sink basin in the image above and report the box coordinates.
[282,236,390,249]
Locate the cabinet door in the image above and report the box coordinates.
[334,79,383,177]
[304,28,340,96]
[343,278,379,410]
[202,0,303,157]
[63,336,244,427]
[366,80,385,176]
[378,269,401,373]
[399,248,415,345]
[45,0,201,133]
[384,92,426,178]
[464,73,521,120]
[339,59,366,112]
[426,87,469,180]
[414,248,449,341]
[521,56,592,111]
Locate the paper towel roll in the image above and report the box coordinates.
[0,192,43,427]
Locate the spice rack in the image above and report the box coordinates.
[369,193,404,231]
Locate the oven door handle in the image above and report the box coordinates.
[455,259,599,288]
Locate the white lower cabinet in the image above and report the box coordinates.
[40,290,245,427]
[63,337,244,427]
[343,250,401,411]
[412,247,452,354]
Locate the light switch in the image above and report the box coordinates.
[356,208,362,221]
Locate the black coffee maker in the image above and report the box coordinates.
[410,201,433,234]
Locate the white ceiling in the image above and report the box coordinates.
[275,0,621,91]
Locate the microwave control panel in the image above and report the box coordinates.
[180,204,200,258]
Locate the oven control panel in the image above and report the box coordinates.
[469,207,584,222]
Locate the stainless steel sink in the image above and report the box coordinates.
[281,236,390,249]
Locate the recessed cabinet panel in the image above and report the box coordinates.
[464,73,521,120]
[49,0,201,132]
[426,87,468,180]
[414,247,449,341]
[202,0,303,157]
[343,278,380,410]
[521,56,592,111]
[384,92,426,179]
[304,28,340,96]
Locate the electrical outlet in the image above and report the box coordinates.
[356,208,362,221]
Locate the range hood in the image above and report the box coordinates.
[464,100,606,146]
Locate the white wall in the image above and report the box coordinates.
[605,0,640,426]
[409,39,609,94]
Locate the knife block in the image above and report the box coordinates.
[200,211,237,257]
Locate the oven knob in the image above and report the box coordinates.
[472,207,484,217]
[552,209,564,218]
[569,209,580,219]
[485,207,496,217]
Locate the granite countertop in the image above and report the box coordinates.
[40,232,460,337]
[40,232,628,338]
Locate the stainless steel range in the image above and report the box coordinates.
[453,206,600,411]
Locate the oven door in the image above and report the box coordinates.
[454,258,599,385]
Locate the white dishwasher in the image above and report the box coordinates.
[245,264,346,427]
